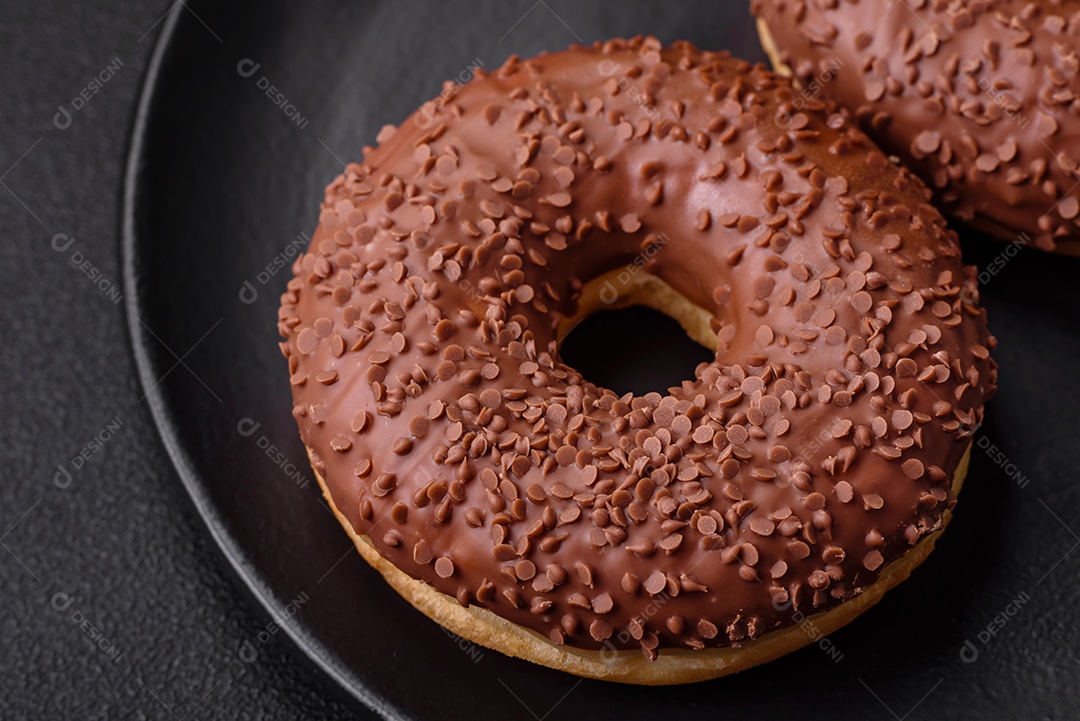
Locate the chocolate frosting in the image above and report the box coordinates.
[752,0,1080,251]
[278,37,997,657]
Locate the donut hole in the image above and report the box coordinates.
[560,306,713,395]
[558,271,716,396]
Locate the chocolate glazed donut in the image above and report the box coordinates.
[278,37,997,684]
[752,0,1080,252]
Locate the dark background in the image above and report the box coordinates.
[2,1,1078,719]
[0,1,366,717]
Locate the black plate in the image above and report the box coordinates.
[123,1,1080,718]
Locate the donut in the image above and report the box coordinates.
[752,0,1080,253]
[278,37,997,684]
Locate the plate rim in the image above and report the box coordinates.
[119,6,399,718]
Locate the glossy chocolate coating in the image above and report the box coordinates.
[279,38,996,655]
